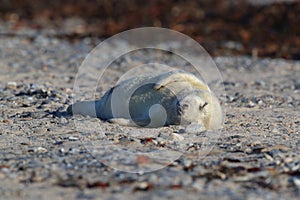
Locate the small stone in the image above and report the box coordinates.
[257,100,264,105]
[183,159,193,168]
[65,88,73,95]
[34,128,47,134]
[216,171,226,180]
[261,145,291,153]
[264,153,274,161]
[59,148,66,153]
[271,128,280,134]
[294,82,300,90]
[30,111,47,119]
[2,119,12,124]
[248,101,256,107]
[227,95,235,102]
[293,178,300,188]
[254,80,266,87]
[0,173,5,179]
[21,99,31,107]
[35,147,47,153]
[68,136,79,141]
[158,132,172,140]
[60,117,68,124]
[151,139,158,145]
[135,182,151,191]
[284,157,293,163]
[191,179,206,191]
[171,133,184,141]
[54,141,64,145]
[251,140,262,146]
[185,123,205,133]
[156,137,165,145]
[136,155,151,165]
[68,148,80,154]
[30,172,43,182]
[181,175,193,186]
[6,82,17,90]
[222,41,243,50]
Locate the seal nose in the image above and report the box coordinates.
[176,100,182,115]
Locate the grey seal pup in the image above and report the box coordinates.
[67,70,223,130]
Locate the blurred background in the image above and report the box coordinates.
[0,0,299,59]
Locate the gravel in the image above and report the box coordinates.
[0,32,300,200]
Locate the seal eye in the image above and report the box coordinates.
[199,102,208,111]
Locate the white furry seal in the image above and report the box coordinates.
[68,70,223,130]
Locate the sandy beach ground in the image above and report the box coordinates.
[0,32,299,200]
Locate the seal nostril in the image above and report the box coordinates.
[177,107,182,115]
[176,101,182,115]
[182,104,189,109]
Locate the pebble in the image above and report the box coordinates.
[294,82,300,90]
[1,167,10,174]
[264,153,274,161]
[191,179,206,191]
[158,132,172,140]
[5,82,17,90]
[68,136,79,141]
[34,128,47,134]
[35,146,48,153]
[247,100,256,108]
[59,148,66,154]
[68,148,80,154]
[261,145,291,153]
[292,178,300,188]
[65,88,73,95]
[183,160,193,168]
[135,182,150,190]
[156,137,165,145]
[171,133,184,141]
[254,79,266,87]
[184,123,205,133]
[60,117,68,124]
[2,119,12,124]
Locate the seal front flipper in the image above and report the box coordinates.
[108,118,150,127]
[154,70,210,92]
[108,116,166,128]
[108,118,136,126]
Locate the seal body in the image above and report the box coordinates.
[68,70,223,130]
